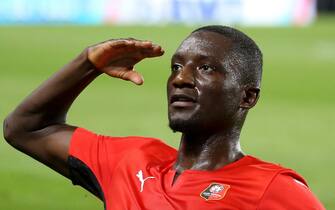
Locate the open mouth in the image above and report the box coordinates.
[170,94,197,107]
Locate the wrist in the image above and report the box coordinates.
[78,48,103,76]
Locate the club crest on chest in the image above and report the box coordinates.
[200,183,230,201]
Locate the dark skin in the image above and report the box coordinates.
[3,39,164,179]
[3,31,259,193]
[168,31,259,178]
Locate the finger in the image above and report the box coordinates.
[108,40,162,57]
[123,70,144,85]
[107,39,151,49]
[104,40,152,56]
[147,45,165,57]
[138,45,165,59]
[110,43,163,62]
[103,67,144,85]
[134,40,153,48]
[106,39,136,49]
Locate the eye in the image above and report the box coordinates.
[171,64,182,72]
[198,64,215,72]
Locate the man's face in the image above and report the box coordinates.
[167,31,243,134]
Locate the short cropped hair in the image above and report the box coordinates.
[192,25,263,88]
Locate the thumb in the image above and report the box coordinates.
[103,66,144,85]
[123,70,144,85]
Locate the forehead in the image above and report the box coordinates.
[173,31,232,60]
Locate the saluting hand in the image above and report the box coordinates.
[87,39,164,85]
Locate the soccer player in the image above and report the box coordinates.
[3,26,325,209]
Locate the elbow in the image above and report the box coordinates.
[3,116,19,147]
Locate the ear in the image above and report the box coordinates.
[240,86,260,109]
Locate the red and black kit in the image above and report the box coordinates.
[68,128,325,210]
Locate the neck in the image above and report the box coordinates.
[174,128,244,174]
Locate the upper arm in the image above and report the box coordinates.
[5,123,76,179]
[258,173,325,210]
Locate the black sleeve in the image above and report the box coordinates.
[68,155,105,203]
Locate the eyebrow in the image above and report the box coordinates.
[171,53,183,61]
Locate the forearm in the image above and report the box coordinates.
[2,39,163,179]
[4,49,101,141]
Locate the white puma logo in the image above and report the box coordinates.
[136,170,155,192]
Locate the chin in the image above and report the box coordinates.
[168,115,202,134]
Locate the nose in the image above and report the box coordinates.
[171,65,195,88]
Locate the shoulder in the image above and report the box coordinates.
[251,157,325,210]
[70,127,177,159]
[236,155,296,179]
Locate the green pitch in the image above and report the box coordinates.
[0,16,334,209]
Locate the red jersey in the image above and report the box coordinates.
[68,128,325,210]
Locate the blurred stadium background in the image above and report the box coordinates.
[0,0,334,209]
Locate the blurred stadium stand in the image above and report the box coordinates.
[0,0,318,26]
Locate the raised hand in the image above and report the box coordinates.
[87,39,164,85]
